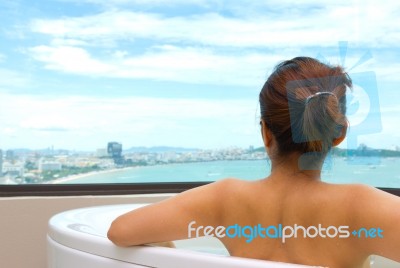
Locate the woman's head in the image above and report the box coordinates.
[259,57,352,162]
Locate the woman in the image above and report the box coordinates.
[108,57,400,268]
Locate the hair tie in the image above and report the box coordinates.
[305,92,336,105]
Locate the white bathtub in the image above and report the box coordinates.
[47,204,324,268]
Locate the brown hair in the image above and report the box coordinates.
[259,57,352,158]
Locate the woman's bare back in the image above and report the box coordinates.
[108,176,400,267]
[215,178,365,267]
[215,177,400,268]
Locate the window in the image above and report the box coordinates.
[0,1,399,195]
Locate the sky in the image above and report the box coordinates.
[0,0,400,151]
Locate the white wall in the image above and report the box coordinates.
[0,194,173,268]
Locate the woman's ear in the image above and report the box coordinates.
[333,124,347,146]
[260,119,273,147]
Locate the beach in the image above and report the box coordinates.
[48,166,137,184]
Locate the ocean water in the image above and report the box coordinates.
[65,157,400,188]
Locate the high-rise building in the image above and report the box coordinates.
[107,142,122,158]
[107,142,124,165]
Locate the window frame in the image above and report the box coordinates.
[0,182,211,197]
[0,183,399,197]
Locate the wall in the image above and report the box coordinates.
[0,194,173,268]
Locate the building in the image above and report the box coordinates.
[107,142,124,165]
[107,142,122,158]
[96,148,108,157]
[5,149,14,161]
[2,161,24,177]
[38,159,62,172]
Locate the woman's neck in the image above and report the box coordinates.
[269,153,323,183]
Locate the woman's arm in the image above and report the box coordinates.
[352,184,400,261]
[107,178,231,247]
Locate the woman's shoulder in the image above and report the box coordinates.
[321,182,400,223]
[212,177,256,195]
[317,182,384,206]
[212,177,250,189]
[328,183,400,261]
[322,182,387,199]
[205,178,254,206]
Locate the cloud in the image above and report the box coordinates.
[25,2,400,85]
[50,38,91,47]
[58,0,211,8]
[0,93,261,149]
[373,64,400,82]
[27,43,400,87]
[0,68,31,89]
[28,44,279,86]
[29,46,112,75]
[29,10,331,48]
[30,3,400,48]
[29,127,70,132]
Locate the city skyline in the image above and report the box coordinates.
[1,141,400,155]
[1,1,400,150]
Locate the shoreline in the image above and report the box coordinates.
[46,161,235,184]
[43,157,395,185]
[48,166,137,184]
[46,160,261,184]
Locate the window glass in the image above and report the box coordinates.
[0,0,399,187]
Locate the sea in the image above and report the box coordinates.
[64,157,400,188]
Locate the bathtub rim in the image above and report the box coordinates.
[47,203,324,268]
